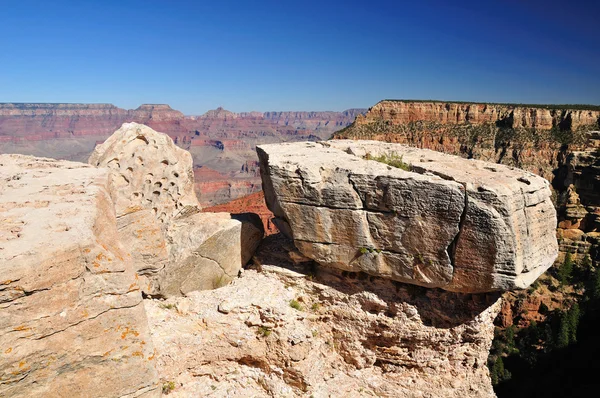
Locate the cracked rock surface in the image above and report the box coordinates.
[257,140,558,293]
[0,154,159,397]
[145,234,500,397]
[89,123,263,296]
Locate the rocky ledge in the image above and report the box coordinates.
[0,123,263,396]
[257,140,558,293]
[146,234,501,397]
[0,155,159,397]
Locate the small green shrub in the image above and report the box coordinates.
[289,299,303,311]
[367,152,411,171]
[359,247,381,255]
[558,252,574,287]
[162,381,176,395]
[257,326,272,337]
[159,303,176,310]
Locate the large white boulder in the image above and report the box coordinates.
[257,140,558,293]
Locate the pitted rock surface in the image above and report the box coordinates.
[257,140,558,293]
[89,122,200,223]
[89,123,262,296]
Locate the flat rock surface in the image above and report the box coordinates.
[0,154,158,397]
[257,140,558,292]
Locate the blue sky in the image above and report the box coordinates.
[1,0,599,114]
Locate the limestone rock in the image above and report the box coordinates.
[144,235,500,397]
[0,154,159,397]
[158,212,243,295]
[89,123,263,296]
[89,122,200,222]
[116,208,168,295]
[257,140,558,293]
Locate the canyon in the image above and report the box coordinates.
[0,103,364,206]
[2,99,598,396]
[2,122,558,397]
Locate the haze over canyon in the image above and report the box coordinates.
[0,103,365,206]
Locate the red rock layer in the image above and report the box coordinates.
[356,100,600,130]
[203,191,277,235]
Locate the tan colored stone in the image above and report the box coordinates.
[89,123,262,296]
[89,122,200,222]
[258,140,558,293]
[0,154,159,397]
[144,235,500,397]
[561,228,585,241]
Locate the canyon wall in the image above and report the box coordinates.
[354,100,600,130]
[0,103,364,205]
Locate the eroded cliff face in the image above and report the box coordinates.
[354,100,600,131]
[0,103,185,140]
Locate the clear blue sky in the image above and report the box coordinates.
[1,0,599,114]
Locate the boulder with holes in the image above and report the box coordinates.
[257,140,558,293]
[90,123,263,296]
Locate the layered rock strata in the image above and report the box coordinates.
[355,100,600,130]
[0,155,159,397]
[89,123,262,296]
[258,141,558,293]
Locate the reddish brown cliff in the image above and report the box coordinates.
[0,103,365,204]
[203,191,277,235]
[354,100,600,130]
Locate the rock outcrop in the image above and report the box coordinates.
[0,154,159,397]
[0,102,365,205]
[258,141,558,293]
[145,234,501,397]
[89,123,262,297]
[204,191,279,235]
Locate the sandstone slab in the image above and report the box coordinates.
[0,154,159,397]
[257,140,558,293]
